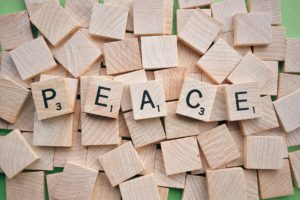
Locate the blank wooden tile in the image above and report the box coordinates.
[54,162,98,200]
[177,41,201,72]
[99,141,145,186]
[207,168,247,200]
[0,130,39,178]
[289,150,300,188]
[260,61,278,96]
[30,1,78,46]
[182,175,208,200]
[176,78,217,121]
[164,0,174,34]
[284,39,300,73]
[161,137,202,175]
[136,144,156,175]
[249,0,281,25]
[224,82,262,121]
[25,0,59,16]
[287,128,300,147]
[133,0,164,36]
[46,172,61,200]
[103,38,142,75]
[209,85,227,121]
[141,36,178,70]
[234,13,272,46]
[258,159,294,199]
[6,171,45,200]
[118,112,130,137]
[0,11,33,50]
[244,170,259,200]
[278,73,300,99]
[158,187,169,200]
[226,129,244,167]
[177,9,197,34]
[245,136,284,169]
[178,9,222,54]
[178,0,212,8]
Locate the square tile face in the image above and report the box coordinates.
[249,0,281,25]
[234,13,272,46]
[182,175,208,200]
[130,80,167,120]
[141,36,178,70]
[120,174,160,200]
[176,78,217,121]
[284,39,300,73]
[0,130,39,178]
[207,168,247,200]
[197,124,240,169]
[289,150,300,188]
[6,171,45,200]
[0,11,33,50]
[197,38,242,84]
[224,82,262,121]
[260,61,278,96]
[103,38,142,75]
[89,4,128,40]
[278,73,300,99]
[99,141,145,186]
[161,137,202,175]
[178,0,212,8]
[10,37,57,80]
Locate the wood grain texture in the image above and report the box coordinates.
[177,41,201,72]
[284,39,300,72]
[289,150,300,188]
[136,144,156,175]
[158,187,169,200]
[286,128,300,147]
[46,173,61,200]
[176,9,196,34]
[118,112,130,137]
[244,169,259,200]
[249,0,281,25]
[73,99,81,131]
[178,0,212,8]
[226,129,244,167]
[278,73,300,99]
[25,0,59,16]
[260,61,278,96]
[209,85,227,121]
[164,0,174,34]
[182,175,208,200]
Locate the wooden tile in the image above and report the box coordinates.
[197,38,242,84]
[33,113,73,147]
[284,39,300,73]
[30,1,78,46]
[118,112,130,137]
[226,129,244,167]
[25,0,59,16]
[289,150,300,188]
[209,85,227,121]
[0,130,39,178]
[260,61,278,96]
[286,128,300,147]
[234,13,272,46]
[158,187,169,200]
[53,132,87,167]
[46,173,61,200]
[99,141,145,186]
[178,0,212,8]
[130,80,166,120]
[0,11,33,50]
[249,0,281,25]
[177,9,197,34]
[6,171,45,200]
[258,159,294,199]
[81,58,102,76]
[154,67,189,101]
[0,77,30,123]
[133,0,164,36]
[224,82,262,121]
[182,175,208,200]
[40,64,68,78]
[178,9,222,54]
[245,136,284,169]
[244,170,259,200]
[103,38,142,75]
[176,78,217,121]
[211,0,247,32]
[73,99,81,131]
[278,73,300,99]
[164,0,174,34]
[124,111,165,148]
[89,4,127,40]
[141,36,178,70]
[54,162,98,200]
[136,144,156,175]
[197,124,240,169]
[161,137,202,175]
[80,28,112,51]
[177,41,201,72]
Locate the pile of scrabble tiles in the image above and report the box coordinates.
[0,0,300,199]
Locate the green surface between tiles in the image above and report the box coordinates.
[0,0,300,199]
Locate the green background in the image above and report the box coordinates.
[0,0,300,199]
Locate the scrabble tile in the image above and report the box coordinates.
[130,80,167,120]
[46,173,61,200]
[284,39,300,73]
[286,128,300,147]
[158,187,169,200]
[120,174,160,200]
[161,137,202,175]
[278,73,300,99]
[154,150,186,189]
[244,170,259,200]
[30,1,78,46]
[245,136,284,169]
[176,78,217,121]
[10,37,56,80]
[211,0,247,32]
[99,141,145,186]
[124,111,165,148]
[234,13,272,46]
[226,129,244,168]
[197,38,242,84]
[136,144,156,175]
[118,112,130,137]
[154,67,189,101]
[6,171,45,200]
[260,61,278,96]
[178,0,212,8]
[0,130,39,178]
[54,162,98,200]
[0,11,33,50]
[23,132,54,171]
[53,132,87,167]
[0,77,30,123]
[133,0,164,35]
[103,38,142,75]
[224,82,262,121]
[258,159,294,199]
[209,85,227,121]
[65,0,97,28]
[197,124,240,169]
[141,36,178,70]
[41,64,68,78]
[249,0,281,25]
[80,28,112,51]
[177,40,201,72]
[164,0,174,34]
[114,70,147,112]
[25,0,59,16]
[178,9,222,54]
[177,9,197,34]
[182,175,208,200]
[289,150,300,188]
[33,113,73,147]
[89,4,128,40]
